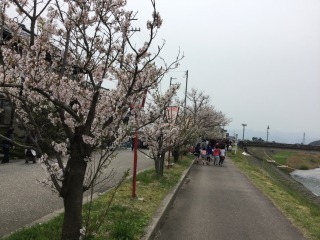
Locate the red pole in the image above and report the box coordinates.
[132,88,148,198]
[132,130,138,198]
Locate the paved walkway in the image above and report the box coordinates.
[155,157,307,240]
[0,149,153,237]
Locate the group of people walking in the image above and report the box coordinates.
[193,141,227,166]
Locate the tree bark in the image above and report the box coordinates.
[172,149,180,162]
[154,157,159,175]
[154,150,165,176]
[60,139,88,240]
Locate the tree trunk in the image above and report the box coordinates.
[154,157,159,175]
[172,149,180,162]
[154,151,165,176]
[154,150,165,176]
[60,140,88,240]
[159,152,164,176]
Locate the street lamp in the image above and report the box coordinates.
[170,71,188,116]
[184,70,188,117]
[165,106,179,169]
[241,123,247,140]
[234,133,238,154]
[267,125,270,142]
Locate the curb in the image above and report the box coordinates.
[141,160,194,240]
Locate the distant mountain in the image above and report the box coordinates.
[309,140,320,146]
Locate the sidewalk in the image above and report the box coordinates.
[152,157,307,240]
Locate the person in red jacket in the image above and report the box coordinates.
[212,145,220,166]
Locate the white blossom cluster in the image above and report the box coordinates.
[51,141,68,156]
[0,2,193,239]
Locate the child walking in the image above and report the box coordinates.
[219,147,226,166]
[213,145,220,166]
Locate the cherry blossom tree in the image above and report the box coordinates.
[139,87,230,173]
[168,89,230,160]
[186,88,230,138]
[0,0,181,239]
[138,87,180,176]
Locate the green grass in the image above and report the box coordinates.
[271,151,296,165]
[3,156,193,240]
[3,215,63,240]
[230,151,320,240]
[270,150,320,170]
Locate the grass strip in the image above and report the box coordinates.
[3,156,193,240]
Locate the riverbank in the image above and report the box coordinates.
[231,148,320,240]
[247,147,320,206]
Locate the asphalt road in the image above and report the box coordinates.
[0,149,153,237]
[155,157,307,240]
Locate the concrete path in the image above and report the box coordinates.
[0,149,153,237]
[155,157,307,240]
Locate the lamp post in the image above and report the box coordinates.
[131,88,148,198]
[267,125,270,142]
[165,106,179,169]
[184,70,188,117]
[169,71,188,116]
[168,77,177,170]
[241,123,247,140]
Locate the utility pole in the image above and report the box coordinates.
[126,15,141,198]
[184,70,188,117]
[267,125,270,142]
[119,16,140,69]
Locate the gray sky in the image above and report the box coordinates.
[127,0,320,143]
[5,1,320,143]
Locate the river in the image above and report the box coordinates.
[290,168,320,196]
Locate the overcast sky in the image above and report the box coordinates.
[127,0,320,144]
[5,0,319,143]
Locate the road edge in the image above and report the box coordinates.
[141,160,194,240]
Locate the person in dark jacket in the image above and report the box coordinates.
[206,144,213,164]
[1,127,14,164]
[194,143,201,164]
